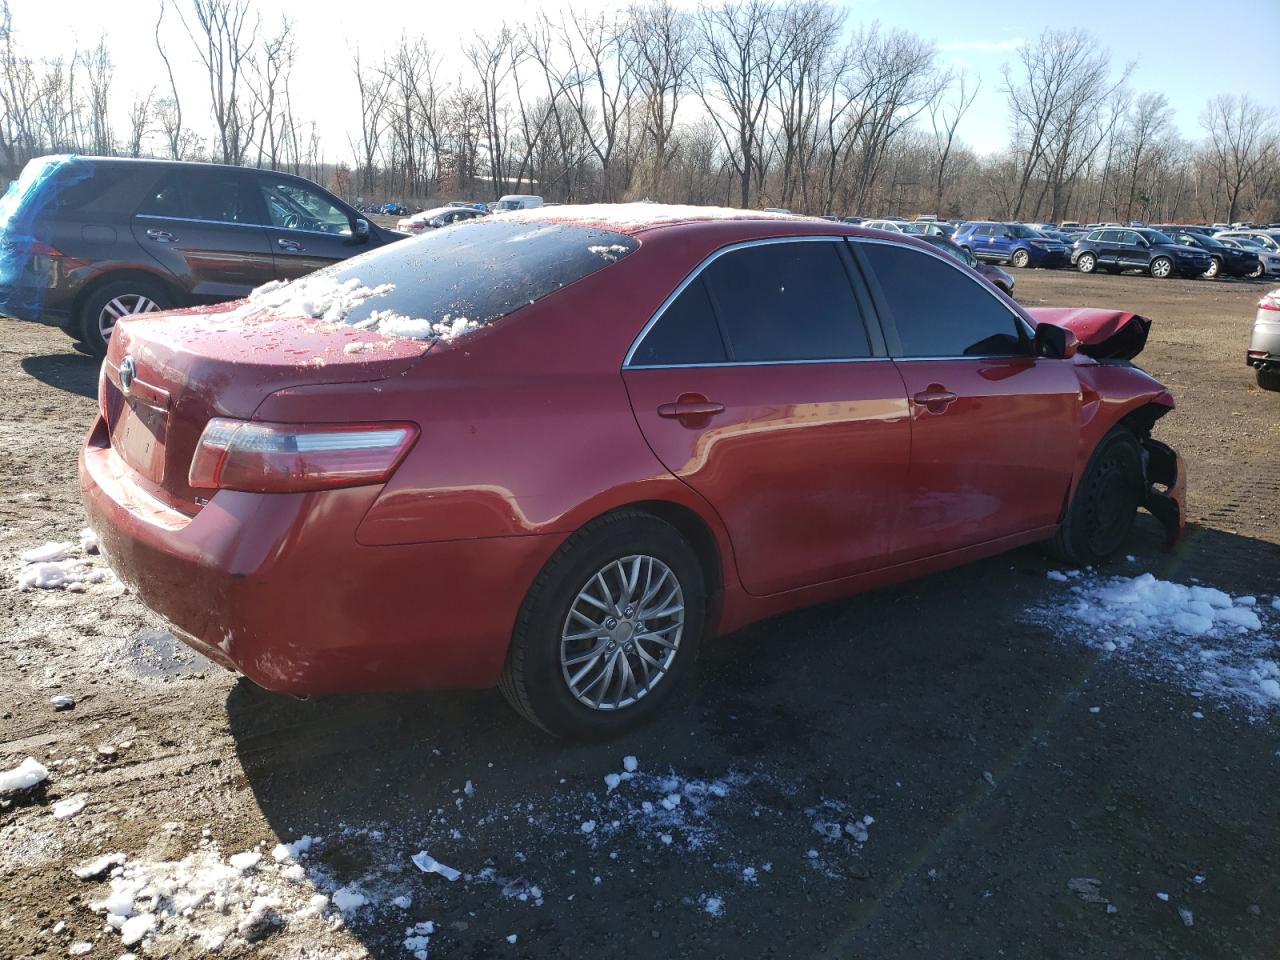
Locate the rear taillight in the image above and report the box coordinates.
[1259,296,1280,312]
[188,418,418,493]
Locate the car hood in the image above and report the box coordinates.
[1024,307,1151,361]
[1157,243,1207,255]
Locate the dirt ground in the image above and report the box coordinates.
[1,269,1278,960]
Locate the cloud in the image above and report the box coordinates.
[936,38,1025,54]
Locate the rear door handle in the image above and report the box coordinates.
[146,229,176,243]
[912,388,958,413]
[658,399,725,418]
[277,238,304,252]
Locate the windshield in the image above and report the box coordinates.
[292,218,637,335]
[1008,225,1040,238]
[494,200,522,211]
[1143,229,1176,245]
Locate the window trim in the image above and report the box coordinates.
[848,236,1036,361]
[622,235,886,370]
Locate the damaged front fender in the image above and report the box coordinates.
[1142,437,1186,548]
[1025,307,1151,361]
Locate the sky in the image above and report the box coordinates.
[10,0,1277,160]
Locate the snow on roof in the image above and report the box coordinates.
[500,202,813,234]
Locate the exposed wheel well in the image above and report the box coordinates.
[597,500,725,639]
[72,269,181,327]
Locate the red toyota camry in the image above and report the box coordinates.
[80,206,1184,738]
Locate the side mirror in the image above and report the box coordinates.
[353,218,371,239]
[1034,322,1079,360]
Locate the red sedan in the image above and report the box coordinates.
[80,207,1184,738]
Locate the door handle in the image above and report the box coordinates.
[912,387,958,414]
[146,229,176,243]
[657,399,725,418]
[277,238,304,252]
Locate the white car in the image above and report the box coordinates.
[860,219,906,233]
[396,205,486,234]
[493,194,544,212]
[1248,288,1280,390]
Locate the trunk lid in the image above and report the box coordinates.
[101,300,431,513]
[1025,307,1151,361]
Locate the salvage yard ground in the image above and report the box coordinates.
[2,271,1278,959]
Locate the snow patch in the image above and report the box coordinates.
[1033,572,1280,712]
[0,756,48,793]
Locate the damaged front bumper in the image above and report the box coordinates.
[1142,438,1185,548]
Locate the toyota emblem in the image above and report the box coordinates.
[119,356,136,394]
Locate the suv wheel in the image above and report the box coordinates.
[1010,248,1030,268]
[1202,257,1221,279]
[1149,257,1173,279]
[499,511,706,739]
[1077,252,1097,273]
[78,279,172,357]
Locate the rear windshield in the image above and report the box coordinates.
[311,219,637,337]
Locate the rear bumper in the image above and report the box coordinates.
[79,418,563,694]
[1142,438,1185,549]
[1248,318,1280,365]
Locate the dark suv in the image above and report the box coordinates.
[0,156,402,354]
[1071,227,1213,279]
[951,222,1071,268]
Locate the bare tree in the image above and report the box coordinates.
[928,69,979,213]
[125,89,155,158]
[1200,94,1278,224]
[350,47,390,193]
[625,0,693,197]
[466,26,523,198]
[177,0,261,164]
[154,0,185,160]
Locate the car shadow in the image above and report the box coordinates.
[20,351,98,399]
[227,517,1280,959]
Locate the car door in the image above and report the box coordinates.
[852,238,1080,562]
[972,225,996,259]
[621,237,912,596]
[1118,230,1148,269]
[988,225,1014,262]
[132,167,275,299]
[1090,229,1117,267]
[254,173,372,281]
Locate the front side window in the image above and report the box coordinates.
[259,178,352,235]
[137,169,258,224]
[700,241,872,362]
[860,242,1027,359]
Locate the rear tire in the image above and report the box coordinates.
[499,511,706,739]
[1046,428,1144,566]
[1258,368,1280,392]
[1077,252,1097,274]
[78,279,172,357]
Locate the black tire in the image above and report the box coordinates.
[1247,261,1265,280]
[77,278,173,357]
[1010,248,1030,269]
[1202,257,1221,279]
[1046,428,1144,566]
[499,511,706,739]
[1149,256,1173,279]
[1258,368,1280,392]
[1077,252,1097,274]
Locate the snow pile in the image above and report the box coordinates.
[503,202,808,230]
[0,756,49,793]
[14,533,120,593]
[76,837,341,953]
[1034,571,1280,712]
[248,276,394,324]
[246,275,479,343]
[587,243,630,261]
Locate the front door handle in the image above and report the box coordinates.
[912,387,958,414]
[277,238,304,252]
[146,229,176,243]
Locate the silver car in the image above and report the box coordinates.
[1249,288,1280,390]
[1218,230,1280,277]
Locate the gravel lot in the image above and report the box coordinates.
[1,270,1277,959]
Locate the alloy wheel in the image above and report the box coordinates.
[1150,258,1172,278]
[1011,249,1029,268]
[1078,253,1096,273]
[1203,258,1220,279]
[559,555,684,711]
[98,294,162,340]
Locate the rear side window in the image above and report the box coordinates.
[137,169,259,225]
[860,242,1027,358]
[629,279,726,366]
[315,219,637,330]
[700,241,871,362]
[52,166,134,214]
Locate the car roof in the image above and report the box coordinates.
[498,202,820,236]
